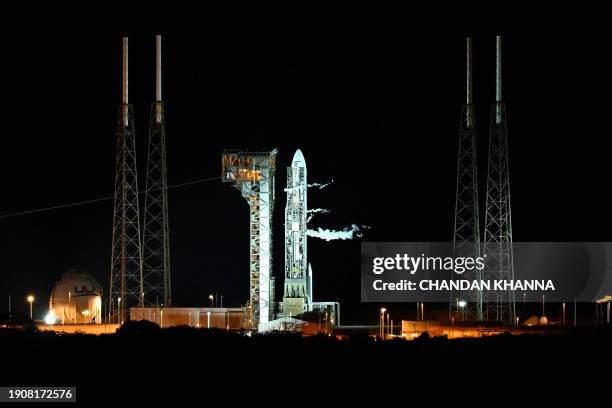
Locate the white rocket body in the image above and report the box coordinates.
[283,149,312,315]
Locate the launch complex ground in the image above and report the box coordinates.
[21,298,610,340]
[1,36,610,344]
[30,320,598,339]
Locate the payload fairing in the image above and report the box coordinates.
[283,149,313,316]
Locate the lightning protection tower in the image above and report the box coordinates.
[483,36,516,324]
[222,149,278,330]
[142,35,171,307]
[109,37,144,323]
[452,37,483,322]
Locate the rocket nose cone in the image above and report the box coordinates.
[292,149,306,167]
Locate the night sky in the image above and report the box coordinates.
[0,4,610,323]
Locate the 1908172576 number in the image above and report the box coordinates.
[2,387,75,402]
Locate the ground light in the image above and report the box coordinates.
[379,308,386,340]
[45,312,57,325]
[26,295,35,320]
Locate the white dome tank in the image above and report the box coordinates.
[47,270,103,324]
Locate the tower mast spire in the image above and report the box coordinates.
[467,37,472,106]
[122,37,128,105]
[495,36,502,123]
[156,35,162,103]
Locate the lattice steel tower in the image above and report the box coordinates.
[222,150,277,330]
[452,37,483,321]
[109,37,144,323]
[483,36,516,324]
[142,35,171,307]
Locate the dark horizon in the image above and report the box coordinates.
[1,4,611,323]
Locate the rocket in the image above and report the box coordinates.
[283,149,312,315]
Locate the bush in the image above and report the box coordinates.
[115,319,161,336]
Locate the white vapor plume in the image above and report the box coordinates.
[307,208,330,214]
[308,178,334,190]
[307,224,370,241]
[307,208,330,223]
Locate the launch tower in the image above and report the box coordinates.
[222,149,278,330]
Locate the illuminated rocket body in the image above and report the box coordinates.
[283,149,312,316]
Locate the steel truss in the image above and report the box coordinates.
[452,103,483,322]
[109,103,144,323]
[142,100,171,307]
[452,38,483,322]
[222,150,277,330]
[483,36,516,324]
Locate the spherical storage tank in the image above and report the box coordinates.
[46,270,102,324]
